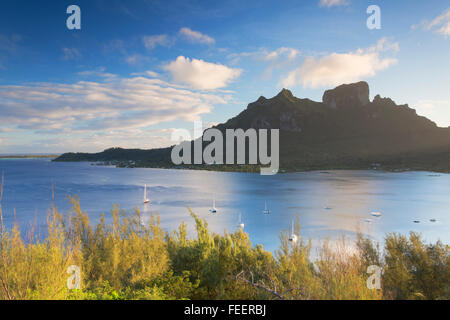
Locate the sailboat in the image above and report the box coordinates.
[370,211,382,217]
[288,220,298,243]
[139,215,145,227]
[209,197,217,213]
[263,201,270,214]
[237,213,244,229]
[143,184,150,204]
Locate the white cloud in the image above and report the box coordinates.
[31,128,178,153]
[413,8,450,36]
[0,77,229,141]
[427,8,450,35]
[260,48,301,80]
[437,21,450,35]
[415,100,450,128]
[163,56,242,90]
[227,47,301,80]
[280,38,398,88]
[228,47,300,64]
[145,70,159,77]
[142,34,172,49]
[131,70,160,78]
[319,0,349,8]
[62,48,81,60]
[77,67,117,80]
[263,47,301,61]
[179,27,215,44]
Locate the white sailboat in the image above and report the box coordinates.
[209,197,217,213]
[237,213,244,229]
[288,220,298,243]
[143,184,150,204]
[370,211,382,217]
[263,201,270,214]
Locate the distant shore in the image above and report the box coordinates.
[0,154,60,159]
[54,158,450,174]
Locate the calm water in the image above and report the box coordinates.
[0,158,449,252]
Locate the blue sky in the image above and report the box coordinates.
[0,0,449,153]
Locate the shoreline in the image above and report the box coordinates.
[0,155,60,159]
[5,156,449,174]
[52,159,450,175]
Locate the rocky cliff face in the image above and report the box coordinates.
[322,81,370,109]
[216,81,450,165]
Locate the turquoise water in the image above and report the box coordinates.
[0,158,449,252]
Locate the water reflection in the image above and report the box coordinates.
[0,159,448,253]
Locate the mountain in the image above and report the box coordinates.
[54,82,450,172]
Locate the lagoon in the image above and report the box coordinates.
[0,158,448,252]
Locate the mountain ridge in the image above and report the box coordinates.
[54,82,450,173]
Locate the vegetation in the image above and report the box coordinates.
[0,198,448,300]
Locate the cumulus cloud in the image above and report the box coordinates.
[319,0,349,8]
[163,56,242,90]
[142,34,172,49]
[179,27,215,44]
[0,77,229,142]
[281,38,398,88]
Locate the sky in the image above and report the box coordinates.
[0,0,449,154]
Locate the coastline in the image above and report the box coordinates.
[0,155,60,159]
[52,158,450,175]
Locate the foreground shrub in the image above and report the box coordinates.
[0,200,448,300]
